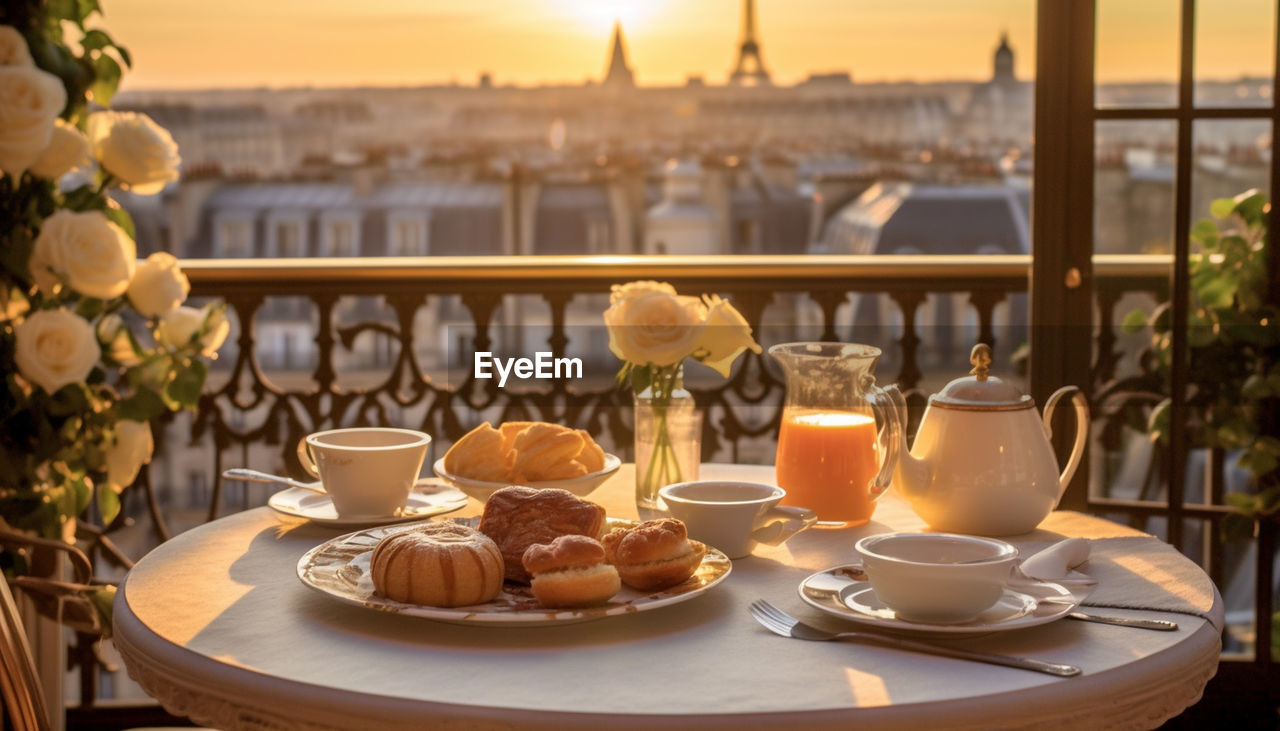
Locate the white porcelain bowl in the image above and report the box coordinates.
[432,454,621,503]
[854,532,1019,623]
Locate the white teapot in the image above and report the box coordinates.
[890,344,1089,536]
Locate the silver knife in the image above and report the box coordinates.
[1067,611,1178,631]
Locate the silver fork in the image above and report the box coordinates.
[748,600,1081,677]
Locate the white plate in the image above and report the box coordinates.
[798,563,1078,635]
[432,453,622,502]
[268,480,468,527]
[296,518,732,626]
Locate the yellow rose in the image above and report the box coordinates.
[158,304,228,356]
[127,252,190,317]
[30,209,136,299]
[29,119,91,179]
[88,111,181,194]
[0,26,33,67]
[695,294,762,377]
[14,308,99,393]
[105,420,153,490]
[0,65,66,176]
[609,280,676,306]
[604,283,707,367]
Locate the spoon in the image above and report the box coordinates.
[221,468,327,495]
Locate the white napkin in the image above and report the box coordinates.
[1012,538,1097,603]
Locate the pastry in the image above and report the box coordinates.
[478,485,607,583]
[499,421,537,451]
[523,534,620,608]
[442,422,511,482]
[510,423,587,482]
[574,429,606,473]
[370,522,504,607]
[603,518,706,591]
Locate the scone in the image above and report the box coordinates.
[523,534,620,608]
[370,522,504,607]
[603,518,706,591]
[478,485,607,583]
[442,422,512,482]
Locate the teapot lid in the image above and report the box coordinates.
[931,344,1033,411]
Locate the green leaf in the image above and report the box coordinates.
[117,388,166,422]
[115,43,132,69]
[1232,189,1268,223]
[165,360,208,408]
[87,586,115,638]
[103,205,135,240]
[1226,492,1258,511]
[1210,197,1237,219]
[96,484,120,524]
[1190,219,1220,248]
[89,53,121,106]
[1242,374,1273,400]
[1120,309,1149,335]
[80,29,114,52]
[1221,511,1256,541]
[629,365,651,396]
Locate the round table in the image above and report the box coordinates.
[114,464,1223,730]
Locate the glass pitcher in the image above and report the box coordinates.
[769,342,902,527]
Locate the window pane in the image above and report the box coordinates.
[1096,0,1180,108]
[1095,119,1178,254]
[1195,0,1276,107]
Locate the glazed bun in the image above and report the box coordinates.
[478,485,607,583]
[523,534,620,608]
[603,518,706,591]
[370,522,504,607]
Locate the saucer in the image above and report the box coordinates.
[799,563,1078,635]
[268,479,468,527]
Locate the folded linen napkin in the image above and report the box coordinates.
[1016,537,1221,629]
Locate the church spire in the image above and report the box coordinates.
[603,21,635,89]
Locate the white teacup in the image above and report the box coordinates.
[658,481,818,559]
[296,428,431,517]
[854,532,1019,623]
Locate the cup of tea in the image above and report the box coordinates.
[854,532,1019,623]
[296,427,432,517]
[658,481,818,559]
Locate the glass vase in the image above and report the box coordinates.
[633,379,702,521]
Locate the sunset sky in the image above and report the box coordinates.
[102,0,1275,90]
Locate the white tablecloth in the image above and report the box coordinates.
[113,464,1223,730]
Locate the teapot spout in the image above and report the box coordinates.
[884,386,929,498]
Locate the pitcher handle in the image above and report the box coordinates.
[296,437,321,479]
[1042,386,1090,503]
[867,383,902,501]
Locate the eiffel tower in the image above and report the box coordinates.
[729,0,770,86]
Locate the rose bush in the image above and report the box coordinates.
[128,251,191,317]
[29,209,136,299]
[29,119,92,179]
[0,64,66,176]
[88,110,181,194]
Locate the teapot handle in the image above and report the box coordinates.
[866,383,903,501]
[1042,386,1090,504]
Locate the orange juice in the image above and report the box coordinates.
[775,410,880,526]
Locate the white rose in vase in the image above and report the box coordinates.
[127,252,190,317]
[14,308,100,393]
[0,65,67,176]
[88,111,181,194]
[158,305,228,356]
[604,283,707,367]
[695,294,762,377]
[0,26,34,67]
[104,419,154,490]
[29,209,137,299]
[28,118,91,179]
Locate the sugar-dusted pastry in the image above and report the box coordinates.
[442,422,511,482]
[574,429,606,473]
[523,534,620,608]
[509,423,587,482]
[603,518,706,591]
[478,485,607,583]
[370,522,504,607]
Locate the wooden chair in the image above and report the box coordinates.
[1,573,53,731]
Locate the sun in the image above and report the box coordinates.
[548,0,669,36]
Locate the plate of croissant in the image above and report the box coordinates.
[433,421,621,502]
[296,485,731,625]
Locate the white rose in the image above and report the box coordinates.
[609,280,676,306]
[28,119,91,179]
[0,26,33,67]
[0,65,66,177]
[14,308,100,393]
[604,281,707,367]
[87,111,181,194]
[30,209,136,299]
[695,294,762,377]
[105,420,153,490]
[127,252,190,317]
[96,313,142,366]
[158,305,228,356]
